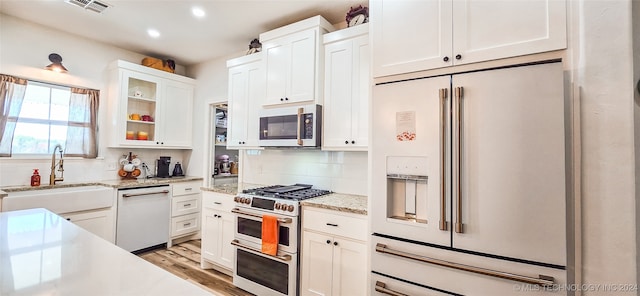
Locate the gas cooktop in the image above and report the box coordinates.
[242,184,331,201]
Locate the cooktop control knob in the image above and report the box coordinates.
[287,205,294,212]
[275,203,281,210]
[234,196,240,202]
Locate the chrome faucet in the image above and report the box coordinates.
[50,144,64,185]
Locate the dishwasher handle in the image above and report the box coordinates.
[122,189,170,198]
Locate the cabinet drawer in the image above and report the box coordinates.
[171,213,200,237]
[171,195,200,217]
[303,208,367,241]
[202,192,235,210]
[172,182,201,196]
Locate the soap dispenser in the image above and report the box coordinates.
[30,169,41,186]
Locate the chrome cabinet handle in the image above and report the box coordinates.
[439,88,448,231]
[122,190,170,198]
[231,208,292,224]
[297,107,303,146]
[374,281,409,296]
[231,239,292,262]
[375,243,555,286]
[454,86,464,234]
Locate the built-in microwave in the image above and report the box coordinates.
[259,104,321,147]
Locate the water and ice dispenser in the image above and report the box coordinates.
[386,156,429,223]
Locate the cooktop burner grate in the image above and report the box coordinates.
[243,184,331,200]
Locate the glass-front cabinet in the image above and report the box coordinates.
[107,60,195,149]
[123,72,160,145]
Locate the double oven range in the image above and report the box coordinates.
[232,184,331,296]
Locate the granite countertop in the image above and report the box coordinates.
[0,208,214,296]
[0,176,204,195]
[301,193,368,215]
[201,183,239,195]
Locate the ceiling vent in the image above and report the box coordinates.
[65,0,110,13]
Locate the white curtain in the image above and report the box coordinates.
[0,75,28,157]
[64,88,99,158]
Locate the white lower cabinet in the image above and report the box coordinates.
[169,181,202,247]
[62,208,115,243]
[301,207,367,296]
[200,191,235,273]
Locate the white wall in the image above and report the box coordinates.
[0,13,190,186]
[569,0,638,293]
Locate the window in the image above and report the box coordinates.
[12,82,71,154]
[0,75,99,158]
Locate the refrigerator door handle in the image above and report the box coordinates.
[455,87,464,233]
[375,281,409,296]
[439,88,448,231]
[375,243,555,287]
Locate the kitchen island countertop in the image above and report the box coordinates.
[0,208,214,296]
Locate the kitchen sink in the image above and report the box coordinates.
[2,185,115,214]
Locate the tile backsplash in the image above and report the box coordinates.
[241,150,368,196]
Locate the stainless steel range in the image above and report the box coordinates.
[231,184,331,296]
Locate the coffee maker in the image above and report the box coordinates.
[156,156,171,178]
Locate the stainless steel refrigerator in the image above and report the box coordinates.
[370,61,570,295]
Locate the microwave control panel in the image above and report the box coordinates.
[302,113,313,139]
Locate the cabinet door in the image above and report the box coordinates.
[63,209,115,243]
[227,58,264,149]
[371,0,453,77]
[201,208,220,262]
[323,35,370,151]
[452,0,566,66]
[264,29,316,105]
[301,231,334,296]
[217,211,236,270]
[119,70,162,147]
[264,39,289,105]
[227,65,249,147]
[452,63,566,266]
[287,29,317,104]
[159,80,193,148]
[332,238,368,296]
[323,38,355,148]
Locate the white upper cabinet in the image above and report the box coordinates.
[107,60,195,149]
[260,15,335,106]
[226,53,264,149]
[322,24,370,151]
[371,0,567,77]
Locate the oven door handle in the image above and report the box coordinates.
[231,208,293,224]
[231,239,292,262]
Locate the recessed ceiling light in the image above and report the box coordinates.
[192,7,206,18]
[147,29,160,38]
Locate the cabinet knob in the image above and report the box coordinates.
[345,140,349,144]
[351,140,355,144]
[326,240,331,244]
[214,214,218,218]
[285,97,289,101]
[242,141,246,144]
[455,54,462,60]
[333,241,338,246]
[239,141,242,144]
[443,56,449,62]
[280,98,284,101]
[156,142,160,144]
[66,218,71,221]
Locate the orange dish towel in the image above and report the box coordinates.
[261,215,279,256]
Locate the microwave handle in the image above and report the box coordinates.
[297,107,303,146]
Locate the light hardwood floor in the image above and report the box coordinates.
[138,240,253,296]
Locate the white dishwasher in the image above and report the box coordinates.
[116,185,170,253]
